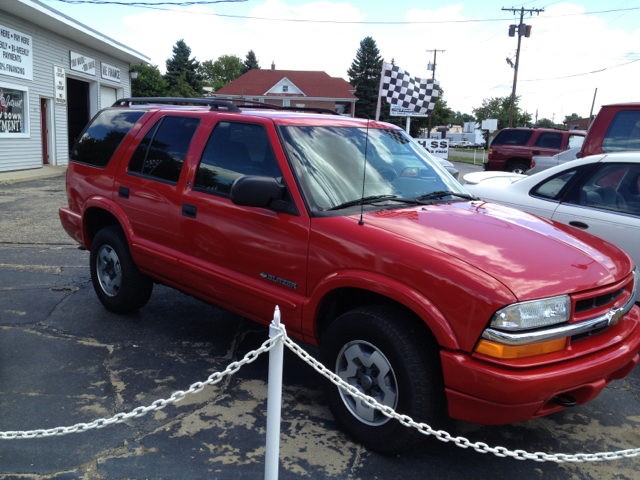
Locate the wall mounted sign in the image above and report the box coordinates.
[0,85,27,135]
[101,62,121,83]
[54,66,67,105]
[0,24,33,81]
[70,51,96,75]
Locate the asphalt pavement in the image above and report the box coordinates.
[1,170,640,479]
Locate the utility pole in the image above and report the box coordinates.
[426,49,444,138]
[503,6,544,128]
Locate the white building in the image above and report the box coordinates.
[1,0,149,172]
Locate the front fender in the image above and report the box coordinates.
[302,270,460,350]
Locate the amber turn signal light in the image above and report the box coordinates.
[475,337,567,359]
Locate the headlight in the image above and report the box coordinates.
[490,295,570,331]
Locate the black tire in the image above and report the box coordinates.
[506,162,529,174]
[90,226,153,313]
[320,306,445,453]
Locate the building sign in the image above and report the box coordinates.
[0,25,33,80]
[54,66,67,105]
[415,138,449,159]
[390,104,429,118]
[70,51,96,75]
[0,86,26,135]
[101,62,121,83]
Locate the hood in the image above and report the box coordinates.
[365,201,632,301]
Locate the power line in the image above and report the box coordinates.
[43,1,640,25]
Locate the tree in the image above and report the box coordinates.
[451,111,474,126]
[473,95,531,130]
[131,64,168,98]
[199,55,243,91]
[241,49,261,75]
[401,88,454,138]
[165,39,203,96]
[167,72,199,98]
[563,113,581,123]
[348,37,383,120]
[537,118,559,129]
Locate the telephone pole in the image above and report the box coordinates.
[502,6,544,128]
[426,49,444,138]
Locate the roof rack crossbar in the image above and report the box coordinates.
[212,97,341,115]
[113,97,241,112]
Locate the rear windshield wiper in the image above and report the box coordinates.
[415,191,478,202]
[328,195,398,211]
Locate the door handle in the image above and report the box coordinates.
[182,203,197,218]
[532,150,541,155]
[569,221,588,230]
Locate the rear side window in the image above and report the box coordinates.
[70,109,145,167]
[602,111,640,153]
[128,116,201,183]
[534,132,563,149]
[531,168,579,200]
[492,129,534,146]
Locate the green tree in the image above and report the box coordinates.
[451,111,474,126]
[165,39,203,96]
[199,54,243,91]
[131,64,168,98]
[167,72,199,98]
[348,36,384,120]
[241,49,261,75]
[563,113,581,123]
[473,95,531,130]
[536,118,560,129]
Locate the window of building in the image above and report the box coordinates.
[194,121,282,195]
[0,84,29,138]
[128,115,201,183]
[283,99,290,107]
[71,109,145,167]
[282,85,289,92]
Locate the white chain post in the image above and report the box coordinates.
[264,306,285,480]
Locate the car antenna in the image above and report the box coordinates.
[359,118,371,226]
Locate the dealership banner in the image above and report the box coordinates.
[0,25,33,81]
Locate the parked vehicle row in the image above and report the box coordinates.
[60,98,639,454]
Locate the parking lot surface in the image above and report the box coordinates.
[1,175,640,479]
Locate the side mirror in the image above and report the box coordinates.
[230,175,287,209]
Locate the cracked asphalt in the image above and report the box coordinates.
[1,175,640,479]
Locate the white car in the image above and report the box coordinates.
[464,152,640,301]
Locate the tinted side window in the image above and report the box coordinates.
[128,116,200,183]
[602,111,640,153]
[578,163,639,215]
[194,122,282,195]
[531,168,579,200]
[492,130,534,146]
[71,109,145,167]
[534,132,563,149]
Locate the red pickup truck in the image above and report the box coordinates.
[580,102,640,158]
[60,98,640,453]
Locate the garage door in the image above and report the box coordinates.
[101,86,117,109]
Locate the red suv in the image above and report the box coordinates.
[486,127,585,173]
[580,103,640,158]
[60,98,639,453]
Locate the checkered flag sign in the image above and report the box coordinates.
[381,63,440,115]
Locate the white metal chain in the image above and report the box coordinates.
[282,337,640,463]
[0,332,284,440]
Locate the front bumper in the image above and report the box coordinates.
[442,304,640,425]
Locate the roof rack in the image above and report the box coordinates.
[113,97,340,115]
[113,97,242,111]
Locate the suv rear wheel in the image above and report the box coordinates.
[90,226,153,313]
[320,305,445,453]
[506,162,529,174]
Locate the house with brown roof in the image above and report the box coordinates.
[214,63,357,116]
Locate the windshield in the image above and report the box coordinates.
[280,126,467,211]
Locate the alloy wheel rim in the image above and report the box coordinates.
[96,245,122,297]
[335,340,398,426]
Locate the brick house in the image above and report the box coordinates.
[214,63,357,116]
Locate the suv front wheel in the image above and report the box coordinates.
[320,306,445,453]
[90,226,153,313]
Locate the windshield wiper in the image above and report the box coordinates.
[415,191,478,202]
[328,195,398,211]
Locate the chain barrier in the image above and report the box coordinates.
[3,318,640,464]
[0,332,284,440]
[282,337,640,463]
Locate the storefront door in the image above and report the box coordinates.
[67,78,90,152]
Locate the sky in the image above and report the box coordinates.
[40,0,640,123]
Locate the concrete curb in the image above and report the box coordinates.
[0,165,67,185]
